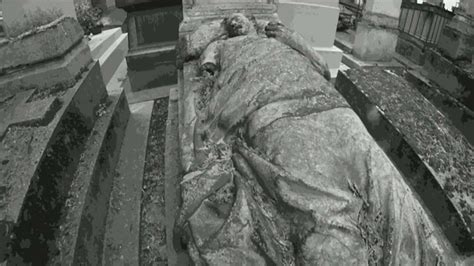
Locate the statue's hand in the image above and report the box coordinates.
[265,21,287,38]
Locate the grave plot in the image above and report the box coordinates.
[336,66,474,254]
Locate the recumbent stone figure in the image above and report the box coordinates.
[174,13,460,265]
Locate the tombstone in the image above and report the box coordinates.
[352,0,403,61]
[116,0,183,92]
[2,0,77,38]
[277,0,343,79]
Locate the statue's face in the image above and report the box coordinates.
[226,13,252,37]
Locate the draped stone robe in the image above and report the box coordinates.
[176,18,459,265]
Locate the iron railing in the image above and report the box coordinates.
[398,2,454,46]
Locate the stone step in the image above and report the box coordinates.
[335,67,474,254]
[89,28,123,60]
[99,33,129,86]
[102,100,153,265]
[50,88,130,265]
[1,61,108,264]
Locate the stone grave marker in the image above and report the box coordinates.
[116,0,182,92]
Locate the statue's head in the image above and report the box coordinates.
[225,13,253,37]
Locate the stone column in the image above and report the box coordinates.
[3,0,76,37]
[352,0,403,61]
[277,0,343,79]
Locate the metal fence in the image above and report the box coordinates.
[398,2,454,46]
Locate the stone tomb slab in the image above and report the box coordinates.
[0,62,107,263]
[0,90,61,140]
[335,67,474,254]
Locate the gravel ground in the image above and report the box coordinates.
[140,98,169,265]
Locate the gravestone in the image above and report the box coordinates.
[352,0,403,61]
[2,0,76,37]
[277,0,343,79]
[116,0,182,92]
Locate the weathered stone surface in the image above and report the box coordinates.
[126,45,177,91]
[1,62,107,263]
[0,90,60,140]
[2,0,77,37]
[335,67,474,253]
[174,14,463,265]
[0,16,84,73]
[0,38,93,100]
[423,48,474,111]
[437,14,474,61]
[51,90,129,266]
[352,19,399,61]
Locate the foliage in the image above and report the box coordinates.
[5,7,63,38]
[75,2,103,35]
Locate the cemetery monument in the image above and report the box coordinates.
[168,1,469,263]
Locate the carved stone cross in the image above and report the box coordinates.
[0,90,60,140]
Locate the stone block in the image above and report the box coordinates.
[314,45,343,73]
[89,27,123,60]
[0,17,84,72]
[2,0,77,37]
[277,2,339,48]
[1,61,108,263]
[437,17,474,61]
[335,67,474,253]
[99,33,128,85]
[423,49,474,111]
[0,90,61,140]
[0,39,93,100]
[127,5,182,50]
[395,32,426,65]
[352,19,399,61]
[127,45,177,91]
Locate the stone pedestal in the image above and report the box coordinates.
[3,0,77,37]
[352,0,403,61]
[277,0,342,79]
[116,0,182,92]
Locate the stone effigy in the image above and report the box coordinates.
[172,12,465,265]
